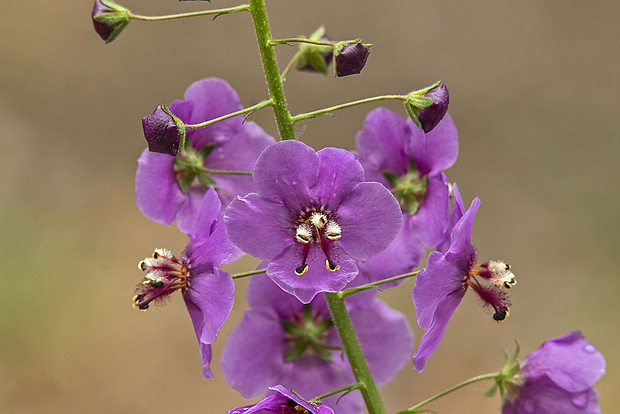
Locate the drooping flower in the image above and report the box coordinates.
[354,108,458,286]
[227,385,335,414]
[334,42,370,77]
[91,0,130,44]
[132,187,237,379]
[136,78,275,233]
[412,193,517,371]
[221,275,413,414]
[224,140,402,303]
[502,331,605,414]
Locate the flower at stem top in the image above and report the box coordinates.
[354,108,458,287]
[224,140,402,303]
[412,190,517,371]
[136,78,275,233]
[227,385,335,414]
[501,331,605,414]
[132,187,238,379]
[221,275,413,414]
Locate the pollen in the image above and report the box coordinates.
[487,260,517,289]
[295,224,313,244]
[310,212,328,228]
[325,221,342,241]
[326,259,340,272]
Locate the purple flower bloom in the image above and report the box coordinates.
[224,140,402,303]
[132,187,237,379]
[221,275,413,414]
[91,0,130,44]
[142,105,181,156]
[412,194,517,371]
[334,42,370,77]
[502,331,605,414]
[227,385,335,414]
[354,108,458,286]
[136,78,275,233]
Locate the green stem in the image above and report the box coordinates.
[249,0,296,140]
[325,292,386,414]
[292,95,407,123]
[185,100,273,129]
[270,38,334,47]
[339,271,419,299]
[398,372,499,414]
[310,382,364,403]
[129,5,250,21]
[198,167,252,176]
[280,49,305,82]
[231,269,267,280]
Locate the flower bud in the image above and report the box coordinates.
[405,82,450,133]
[334,42,370,77]
[91,0,130,44]
[296,27,333,74]
[142,106,182,156]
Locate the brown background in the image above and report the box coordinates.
[1,1,618,413]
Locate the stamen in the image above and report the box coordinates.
[493,307,509,323]
[325,221,342,241]
[326,259,340,272]
[295,264,309,276]
[295,223,313,244]
[310,212,327,228]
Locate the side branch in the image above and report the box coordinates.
[338,271,419,299]
[185,99,273,129]
[292,95,407,123]
[130,5,250,21]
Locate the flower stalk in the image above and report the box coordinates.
[292,95,407,123]
[324,292,386,414]
[185,99,273,129]
[339,271,419,298]
[129,5,250,21]
[230,268,267,280]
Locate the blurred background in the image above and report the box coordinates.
[1,0,618,412]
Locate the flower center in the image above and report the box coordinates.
[286,400,310,414]
[383,159,428,214]
[281,304,336,363]
[466,260,516,322]
[173,144,217,193]
[133,248,188,311]
[294,206,342,275]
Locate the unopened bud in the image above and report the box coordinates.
[142,106,182,156]
[334,42,371,77]
[92,0,130,44]
[405,82,450,133]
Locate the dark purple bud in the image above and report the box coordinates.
[334,42,370,77]
[92,0,130,44]
[142,106,181,156]
[417,83,449,133]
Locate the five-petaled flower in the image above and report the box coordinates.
[227,385,335,414]
[224,140,403,303]
[502,331,605,414]
[221,274,413,414]
[132,187,238,379]
[136,78,275,233]
[412,187,517,371]
[354,108,458,287]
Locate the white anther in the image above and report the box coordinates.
[325,221,342,241]
[310,212,328,228]
[296,224,313,244]
[488,260,516,288]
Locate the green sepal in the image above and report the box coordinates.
[484,383,498,398]
[198,143,216,160]
[196,170,218,189]
[306,51,328,74]
[311,343,334,362]
[382,171,400,187]
[161,104,187,150]
[282,319,305,336]
[96,0,130,44]
[177,170,197,193]
[405,101,423,131]
[284,340,311,362]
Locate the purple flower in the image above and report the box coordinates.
[354,108,458,286]
[91,0,130,44]
[334,42,370,77]
[224,140,402,303]
[221,275,413,414]
[142,105,181,156]
[132,187,237,379]
[502,331,605,414]
[227,385,335,414]
[412,193,517,371]
[136,78,275,233]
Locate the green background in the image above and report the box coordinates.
[1,1,618,412]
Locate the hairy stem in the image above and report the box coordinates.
[231,269,267,280]
[325,292,386,414]
[185,99,273,129]
[310,382,364,403]
[339,271,419,298]
[292,95,407,123]
[130,5,250,21]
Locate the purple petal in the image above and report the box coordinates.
[224,193,293,260]
[221,308,292,397]
[413,290,465,372]
[267,243,358,303]
[336,182,403,260]
[355,107,411,185]
[200,344,214,379]
[412,251,467,330]
[226,394,281,414]
[350,299,413,384]
[269,385,335,414]
[206,122,275,206]
[523,331,605,393]
[406,173,451,248]
[252,140,319,211]
[178,78,244,148]
[183,267,234,347]
[436,182,465,253]
[444,197,480,266]
[313,147,364,207]
[406,113,458,176]
[502,375,601,414]
[185,186,221,239]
